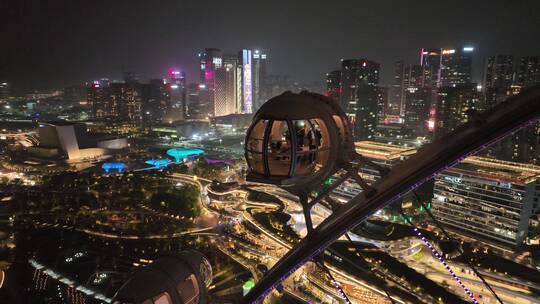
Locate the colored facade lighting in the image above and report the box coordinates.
[242,49,253,113]
[145,159,171,169]
[166,148,204,163]
[101,162,126,173]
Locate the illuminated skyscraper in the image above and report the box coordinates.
[483,55,515,110]
[185,83,208,119]
[87,79,111,119]
[168,69,187,121]
[403,64,424,89]
[239,49,253,113]
[199,48,222,85]
[440,47,474,87]
[325,70,341,102]
[435,84,481,138]
[144,79,170,123]
[214,55,239,116]
[109,82,143,123]
[339,58,380,140]
[199,48,222,116]
[389,60,405,116]
[484,55,515,88]
[420,48,442,88]
[403,87,432,136]
[252,49,268,111]
[515,56,540,88]
[376,86,388,123]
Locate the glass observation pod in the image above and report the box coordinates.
[245,91,354,192]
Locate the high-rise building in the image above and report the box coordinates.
[143,79,170,123]
[435,84,482,138]
[251,49,268,111]
[199,48,222,117]
[87,79,111,119]
[376,86,388,123]
[484,55,515,88]
[109,82,143,123]
[339,59,380,140]
[403,64,424,89]
[432,156,540,248]
[168,69,187,121]
[439,47,474,87]
[420,48,442,88]
[403,87,432,136]
[515,56,540,88]
[239,49,253,113]
[214,55,239,117]
[389,61,405,116]
[483,55,515,110]
[484,56,540,166]
[186,83,206,119]
[325,70,341,103]
[199,48,222,85]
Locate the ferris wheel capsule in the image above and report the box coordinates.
[244,91,354,193]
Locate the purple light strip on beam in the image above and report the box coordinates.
[413,227,479,303]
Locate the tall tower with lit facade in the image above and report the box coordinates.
[199,48,222,117]
[440,47,474,87]
[251,49,268,111]
[239,49,253,113]
[484,55,515,89]
[214,55,239,116]
[109,82,143,123]
[168,69,186,121]
[87,79,111,120]
[339,58,380,140]
[420,48,442,88]
[516,56,540,88]
[325,70,341,103]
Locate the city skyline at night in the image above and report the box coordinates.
[1,1,540,90]
[0,2,539,304]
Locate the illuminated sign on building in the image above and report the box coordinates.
[442,49,456,55]
[242,49,253,113]
[463,46,474,52]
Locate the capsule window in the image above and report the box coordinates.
[294,119,330,176]
[267,120,292,176]
[246,119,268,174]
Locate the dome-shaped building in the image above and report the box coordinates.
[112,250,212,304]
[245,91,354,193]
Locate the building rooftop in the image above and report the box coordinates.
[452,156,540,184]
[356,141,540,183]
[355,141,417,161]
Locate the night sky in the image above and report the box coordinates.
[1,0,540,90]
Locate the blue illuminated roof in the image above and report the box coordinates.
[166,148,204,161]
[101,162,126,172]
[145,159,171,168]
